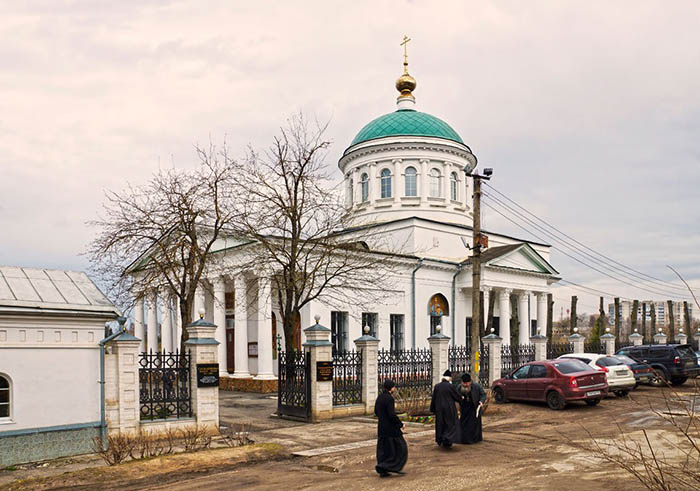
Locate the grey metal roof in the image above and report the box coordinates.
[0,266,119,316]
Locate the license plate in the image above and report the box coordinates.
[616,371,627,376]
[586,390,601,396]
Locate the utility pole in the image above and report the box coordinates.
[465,164,492,374]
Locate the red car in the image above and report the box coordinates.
[491,359,609,410]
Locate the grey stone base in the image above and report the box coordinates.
[0,422,101,467]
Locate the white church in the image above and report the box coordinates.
[129,54,560,384]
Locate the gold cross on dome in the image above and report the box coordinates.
[400,35,411,67]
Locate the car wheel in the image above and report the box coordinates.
[546,391,565,410]
[649,369,667,387]
[493,387,507,404]
[670,377,688,386]
[585,399,601,407]
[614,390,629,397]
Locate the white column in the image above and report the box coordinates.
[537,292,548,336]
[161,293,173,353]
[482,287,491,332]
[193,286,205,322]
[213,277,228,375]
[443,162,450,199]
[369,161,377,203]
[352,168,359,204]
[420,159,429,203]
[392,159,401,203]
[134,296,145,353]
[499,288,512,346]
[518,291,530,345]
[233,276,250,378]
[174,296,182,351]
[147,290,158,353]
[255,275,275,379]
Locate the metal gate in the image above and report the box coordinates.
[277,350,311,421]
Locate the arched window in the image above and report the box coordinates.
[430,168,442,198]
[0,375,10,419]
[360,173,369,202]
[450,172,458,201]
[380,168,392,198]
[428,293,450,335]
[404,166,417,197]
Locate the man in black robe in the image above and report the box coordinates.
[374,379,407,477]
[429,369,461,448]
[457,373,487,444]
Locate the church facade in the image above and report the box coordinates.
[130,59,560,382]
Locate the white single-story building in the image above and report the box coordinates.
[0,266,119,466]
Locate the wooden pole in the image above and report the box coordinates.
[570,296,578,334]
[547,293,554,344]
[470,175,482,374]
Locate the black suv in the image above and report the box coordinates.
[616,344,699,386]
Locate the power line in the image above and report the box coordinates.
[481,197,692,300]
[483,182,690,293]
[482,190,691,299]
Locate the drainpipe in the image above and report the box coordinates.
[98,316,126,449]
[411,259,424,349]
[451,262,465,346]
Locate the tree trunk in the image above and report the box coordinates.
[547,294,554,344]
[668,300,675,343]
[614,297,620,338]
[650,303,656,337]
[631,300,639,338]
[570,296,578,334]
[642,302,647,342]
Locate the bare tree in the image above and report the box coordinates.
[87,143,240,350]
[232,113,399,350]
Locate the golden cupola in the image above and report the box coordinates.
[396,35,416,108]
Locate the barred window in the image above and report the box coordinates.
[380,168,392,198]
[362,312,378,338]
[404,167,417,196]
[390,314,404,351]
[0,375,10,419]
[331,311,348,353]
[360,173,369,202]
[450,172,458,200]
[430,168,442,198]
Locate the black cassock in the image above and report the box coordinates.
[374,391,408,474]
[457,382,487,444]
[429,380,461,447]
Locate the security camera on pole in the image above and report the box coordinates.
[464,161,493,375]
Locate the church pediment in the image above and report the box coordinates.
[482,243,558,275]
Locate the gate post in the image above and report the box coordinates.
[677,328,688,346]
[185,310,220,430]
[530,330,547,361]
[105,332,142,435]
[601,327,616,355]
[354,326,379,415]
[428,325,450,387]
[482,329,502,386]
[630,329,643,346]
[568,328,585,354]
[653,328,667,346]
[303,315,333,421]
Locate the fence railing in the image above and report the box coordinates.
[138,350,192,421]
[547,342,573,359]
[500,344,535,377]
[332,350,362,406]
[278,349,311,420]
[448,344,490,387]
[377,348,432,397]
[479,344,490,387]
[584,341,606,354]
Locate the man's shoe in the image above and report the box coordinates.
[378,471,390,478]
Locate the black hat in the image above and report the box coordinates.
[461,373,472,383]
[443,369,452,377]
[383,379,396,391]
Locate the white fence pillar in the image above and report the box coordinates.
[531,333,547,361]
[601,328,616,355]
[630,330,643,346]
[105,332,142,435]
[185,312,220,429]
[355,327,379,415]
[304,315,333,421]
[427,326,450,387]
[482,330,502,386]
[654,329,667,345]
[568,329,585,354]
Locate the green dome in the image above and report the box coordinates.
[348,109,464,148]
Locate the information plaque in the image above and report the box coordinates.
[196,363,220,388]
[316,361,334,382]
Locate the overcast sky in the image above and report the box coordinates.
[1,1,699,315]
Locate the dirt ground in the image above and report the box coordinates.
[2,384,697,490]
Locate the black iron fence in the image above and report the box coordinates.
[278,349,311,421]
[138,350,192,421]
[332,350,362,406]
[500,344,535,377]
[547,342,573,360]
[479,344,490,387]
[448,344,489,387]
[377,348,432,397]
[584,341,606,354]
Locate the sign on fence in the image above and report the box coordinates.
[316,361,334,382]
[196,363,220,387]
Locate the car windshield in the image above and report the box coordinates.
[597,356,624,367]
[614,355,637,365]
[553,360,593,374]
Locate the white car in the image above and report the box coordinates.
[557,353,636,397]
